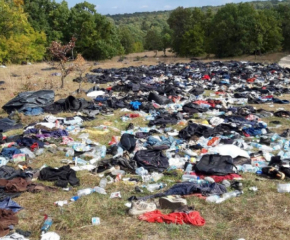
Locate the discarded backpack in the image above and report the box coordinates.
[134,150,169,172]
[120,134,136,153]
[195,154,237,175]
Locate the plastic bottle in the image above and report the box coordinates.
[113,147,124,159]
[65,148,74,157]
[206,195,221,203]
[77,188,95,197]
[241,164,259,173]
[185,163,192,172]
[73,157,87,166]
[151,172,164,182]
[146,183,167,192]
[66,126,75,131]
[99,178,107,188]
[41,217,53,233]
[216,190,243,203]
[70,196,80,201]
[272,144,281,151]
[271,133,279,142]
[182,174,198,182]
[284,140,290,151]
[93,186,107,195]
[101,145,107,159]
[135,167,148,176]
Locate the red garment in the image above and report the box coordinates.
[202,75,210,80]
[190,172,242,183]
[138,210,205,226]
[30,143,38,152]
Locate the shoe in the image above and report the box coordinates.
[128,201,156,216]
[231,181,243,191]
[262,167,285,180]
[126,123,134,131]
[159,195,187,210]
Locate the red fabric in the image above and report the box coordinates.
[30,143,39,152]
[190,172,242,183]
[247,78,256,83]
[138,210,205,226]
[202,75,210,80]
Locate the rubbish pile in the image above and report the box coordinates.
[1,60,290,238]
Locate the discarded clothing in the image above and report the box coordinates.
[0,197,22,213]
[134,150,169,172]
[138,210,205,226]
[0,209,18,237]
[0,118,22,133]
[38,165,79,187]
[0,178,28,193]
[2,90,54,114]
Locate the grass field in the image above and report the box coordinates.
[0,51,290,240]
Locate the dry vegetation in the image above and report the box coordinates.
[0,51,290,240]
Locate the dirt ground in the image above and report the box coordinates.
[0,51,290,240]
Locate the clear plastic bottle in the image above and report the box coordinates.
[99,178,107,188]
[284,140,290,151]
[206,195,220,203]
[65,148,74,157]
[216,190,243,203]
[146,183,167,192]
[185,163,192,172]
[271,133,279,142]
[77,188,95,197]
[135,167,148,176]
[101,145,107,159]
[93,186,107,195]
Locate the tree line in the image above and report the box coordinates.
[1,0,290,63]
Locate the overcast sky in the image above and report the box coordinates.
[62,0,264,15]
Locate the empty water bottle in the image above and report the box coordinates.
[101,145,107,158]
[146,183,167,192]
[185,163,192,172]
[216,190,243,203]
[41,217,53,233]
[77,188,95,197]
[135,167,148,176]
[99,178,107,188]
[65,148,74,157]
[206,195,221,203]
[284,140,290,151]
[271,133,279,142]
[94,186,107,195]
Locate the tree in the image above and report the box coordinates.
[181,26,204,57]
[48,38,76,88]
[167,7,192,55]
[144,29,162,51]
[66,1,123,60]
[275,4,290,50]
[119,26,135,54]
[161,27,172,56]
[0,0,46,63]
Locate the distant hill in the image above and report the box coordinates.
[107,0,288,26]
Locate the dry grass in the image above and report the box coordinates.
[0,51,290,240]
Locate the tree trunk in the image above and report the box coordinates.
[61,75,64,88]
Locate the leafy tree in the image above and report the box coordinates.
[119,26,135,54]
[180,26,204,57]
[161,27,172,56]
[0,0,46,63]
[66,1,123,60]
[144,29,162,51]
[167,7,192,55]
[275,4,290,50]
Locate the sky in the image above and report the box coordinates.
[63,0,265,15]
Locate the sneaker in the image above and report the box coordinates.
[159,195,187,210]
[231,181,243,191]
[128,201,156,216]
[262,167,285,180]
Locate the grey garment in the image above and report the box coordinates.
[2,90,54,113]
[82,109,100,118]
[0,118,22,133]
[137,182,227,201]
